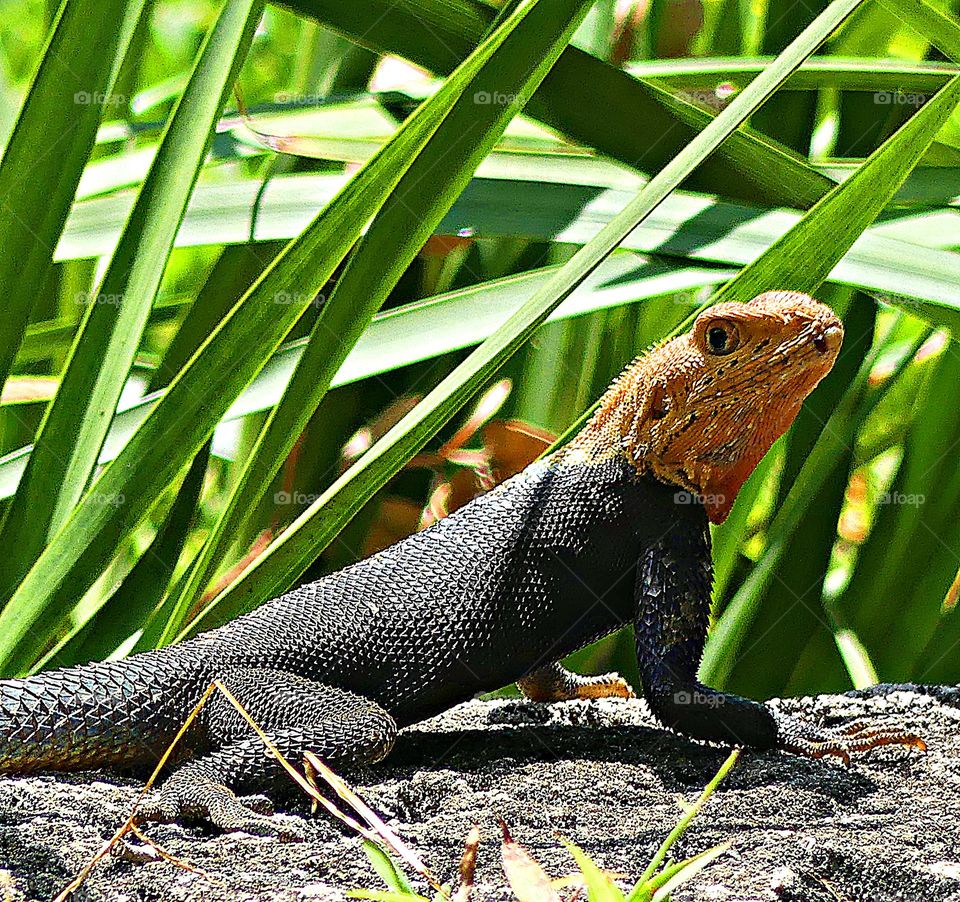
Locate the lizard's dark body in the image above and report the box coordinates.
[1,456,748,787]
[0,292,920,833]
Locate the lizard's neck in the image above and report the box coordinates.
[558,350,804,525]
[560,358,669,482]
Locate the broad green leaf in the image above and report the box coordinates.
[156,0,596,643]
[0,0,264,599]
[53,174,960,328]
[186,0,867,633]
[281,0,834,208]
[0,0,146,396]
[0,0,569,674]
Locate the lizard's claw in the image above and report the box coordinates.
[136,774,302,840]
[775,714,926,765]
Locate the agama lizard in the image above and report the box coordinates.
[0,291,923,836]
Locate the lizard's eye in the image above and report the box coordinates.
[702,319,740,356]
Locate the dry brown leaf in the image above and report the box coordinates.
[362,497,424,556]
[451,825,480,902]
[500,819,561,902]
[304,751,445,895]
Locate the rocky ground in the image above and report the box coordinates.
[1,685,958,902]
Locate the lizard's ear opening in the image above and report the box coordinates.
[648,382,670,419]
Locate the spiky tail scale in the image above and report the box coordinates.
[0,650,201,772]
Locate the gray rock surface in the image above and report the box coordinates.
[0,686,958,902]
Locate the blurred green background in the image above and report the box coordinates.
[0,0,959,704]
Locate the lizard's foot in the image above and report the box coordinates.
[568,671,636,701]
[136,773,303,840]
[776,714,926,764]
[518,662,636,702]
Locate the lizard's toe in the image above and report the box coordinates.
[238,793,275,816]
[135,773,301,840]
[135,789,181,824]
[775,713,926,763]
[205,790,303,840]
[573,671,636,700]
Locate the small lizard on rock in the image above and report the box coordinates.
[0,291,924,836]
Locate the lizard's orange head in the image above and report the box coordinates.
[585,291,843,524]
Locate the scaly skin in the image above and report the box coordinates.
[0,291,924,836]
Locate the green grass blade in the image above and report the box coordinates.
[639,843,732,902]
[185,0,868,632]
[638,750,740,885]
[560,839,625,902]
[0,0,145,396]
[359,841,418,895]
[158,0,595,642]
[0,0,263,598]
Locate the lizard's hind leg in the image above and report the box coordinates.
[518,661,635,702]
[137,669,396,838]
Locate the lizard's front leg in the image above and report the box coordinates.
[634,515,924,761]
[138,668,396,837]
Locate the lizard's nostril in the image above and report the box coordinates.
[814,323,843,355]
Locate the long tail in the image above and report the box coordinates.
[0,650,199,772]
